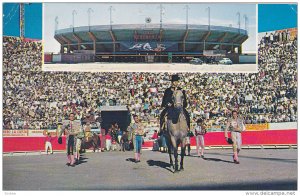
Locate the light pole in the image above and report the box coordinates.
[184,5,190,29]
[72,10,77,31]
[206,7,210,31]
[88,8,93,32]
[236,12,240,33]
[55,16,58,33]
[88,8,93,27]
[109,6,115,30]
[243,14,248,33]
[159,4,165,29]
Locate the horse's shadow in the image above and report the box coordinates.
[146,159,173,173]
[185,154,232,163]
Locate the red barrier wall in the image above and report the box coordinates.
[189,129,297,146]
[3,136,66,152]
[44,54,53,63]
[3,130,297,153]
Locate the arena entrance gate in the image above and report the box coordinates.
[100,106,131,133]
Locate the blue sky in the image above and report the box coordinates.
[258,4,297,32]
[3,3,42,39]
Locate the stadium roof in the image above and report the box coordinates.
[55,24,247,43]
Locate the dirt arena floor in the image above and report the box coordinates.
[3,148,297,191]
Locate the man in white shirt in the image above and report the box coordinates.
[194,118,207,158]
[224,110,246,164]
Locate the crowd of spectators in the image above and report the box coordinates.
[3,36,42,72]
[2,31,297,130]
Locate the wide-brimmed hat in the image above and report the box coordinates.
[170,74,180,82]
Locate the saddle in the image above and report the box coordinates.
[167,107,184,124]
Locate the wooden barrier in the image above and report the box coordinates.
[3,129,297,153]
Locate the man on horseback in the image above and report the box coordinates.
[160,74,190,132]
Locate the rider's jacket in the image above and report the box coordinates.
[161,87,187,108]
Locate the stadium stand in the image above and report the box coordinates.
[2,30,297,130]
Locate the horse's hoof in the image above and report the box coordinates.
[173,169,180,173]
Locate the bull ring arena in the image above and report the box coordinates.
[50,23,249,64]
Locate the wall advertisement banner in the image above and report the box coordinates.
[3,130,28,137]
[3,130,58,137]
[120,42,178,52]
[245,123,269,131]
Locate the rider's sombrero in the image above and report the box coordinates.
[170,74,180,81]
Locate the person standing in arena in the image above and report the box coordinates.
[224,110,245,164]
[194,118,207,158]
[100,127,106,152]
[160,74,190,132]
[44,132,54,155]
[128,115,145,163]
[75,121,85,164]
[59,113,81,167]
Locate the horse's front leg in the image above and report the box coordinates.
[167,142,174,169]
[173,141,180,173]
[180,138,186,171]
[168,135,177,170]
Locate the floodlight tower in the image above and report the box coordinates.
[184,5,190,29]
[237,12,241,33]
[72,10,77,31]
[20,3,25,38]
[109,6,115,30]
[243,14,248,33]
[206,7,210,31]
[88,8,93,27]
[159,4,164,29]
[55,16,59,33]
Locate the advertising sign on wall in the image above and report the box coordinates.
[245,123,269,131]
[3,130,28,137]
[120,42,178,52]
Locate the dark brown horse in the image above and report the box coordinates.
[165,90,189,173]
[81,132,100,152]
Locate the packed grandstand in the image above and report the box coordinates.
[2,29,297,130]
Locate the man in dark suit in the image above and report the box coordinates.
[160,74,190,131]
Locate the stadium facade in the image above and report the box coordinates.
[52,24,249,63]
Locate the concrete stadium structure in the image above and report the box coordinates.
[53,24,249,63]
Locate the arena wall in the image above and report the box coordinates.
[268,122,297,130]
[3,126,297,153]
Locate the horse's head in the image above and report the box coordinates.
[172,90,184,108]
